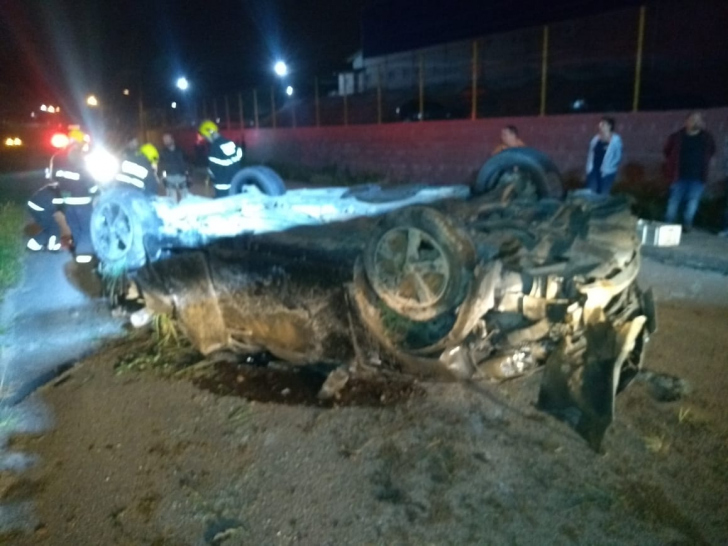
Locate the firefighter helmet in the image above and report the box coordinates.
[68,129,87,144]
[139,143,159,164]
[198,120,219,140]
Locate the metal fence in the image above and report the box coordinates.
[141,0,728,132]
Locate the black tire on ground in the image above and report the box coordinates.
[362,206,476,322]
[90,187,160,273]
[228,166,286,196]
[472,147,564,199]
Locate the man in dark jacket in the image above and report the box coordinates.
[198,120,242,198]
[159,133,189,201]
[663,112,716,232]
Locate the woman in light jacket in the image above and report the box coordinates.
[585,116,622,195]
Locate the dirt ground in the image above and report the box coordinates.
[0,257,726,545]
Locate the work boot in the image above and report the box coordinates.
[26,238,43,251]
[47,235,62,251]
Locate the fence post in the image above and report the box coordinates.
[343,93,348,126]
[377,65,383,124]
[540,25,549,117]
[253,89,259,129]
[314,77,321,127]
[271,86,277,128]
[238,92,244,128]
[225,95,231,129]
[418,52,424,121]
[138,93,145,141]
[471,40,479,120]
[633,6,647,112]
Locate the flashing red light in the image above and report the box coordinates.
[51,133,69,149]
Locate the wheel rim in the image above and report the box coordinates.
[372,227,451,310]
[93,202,134,263]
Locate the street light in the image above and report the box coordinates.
[273,61,288,77]
[176,77,189,91]
[286,86,294,96]
[86,95,99,107]
[123,89,130,96]
[171,101,177,109]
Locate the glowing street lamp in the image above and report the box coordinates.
[86,95,99,107]
[171,101,177,109]
[123,89,130,96]
[40,104,48,112]
[286,86,294,96]
[274,61,288,77]
[176,77,189,91]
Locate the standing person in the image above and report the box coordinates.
[585,117,622,195]
[50,129,97,260]
[159,133,189,201]
[198,120,243,198]
[664,112,716,232]
[491,125,526,156]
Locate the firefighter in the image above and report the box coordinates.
[114,143,160,196]
[49,129,97,261]
[26,184,63,252]
[198,120,242,197]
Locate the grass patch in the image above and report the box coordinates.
[115,314,200,375]
[0,201,26,297]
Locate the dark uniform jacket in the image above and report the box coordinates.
[50,146,96,204]
[116,153,159,195]
[159,146,187,178]
[207,136,242,192]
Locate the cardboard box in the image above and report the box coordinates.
[636,220,682,247]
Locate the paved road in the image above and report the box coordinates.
[0,169,46,204]
[0,171,124,405]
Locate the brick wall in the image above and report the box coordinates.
[171,108,728,197]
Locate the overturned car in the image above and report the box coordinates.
[91,148,655,449]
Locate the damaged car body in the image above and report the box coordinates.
[92,148,656,450]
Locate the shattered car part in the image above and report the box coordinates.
[128,152,652,449]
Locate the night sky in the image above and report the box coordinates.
[0,0,367,115]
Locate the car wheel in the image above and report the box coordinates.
[473,147,564,199]
[362,206,476,322]
[228,166,286,196]
[90,187,160,274]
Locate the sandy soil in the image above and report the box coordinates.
[0,268,726,546]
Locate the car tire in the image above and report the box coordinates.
[228,166,286,196]
[472,147,564,199]
[90,187,160,273]
[362,206,476,322]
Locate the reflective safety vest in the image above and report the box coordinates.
[208,137,243,191]
[115,155,159,195]
[49,148,97,202]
